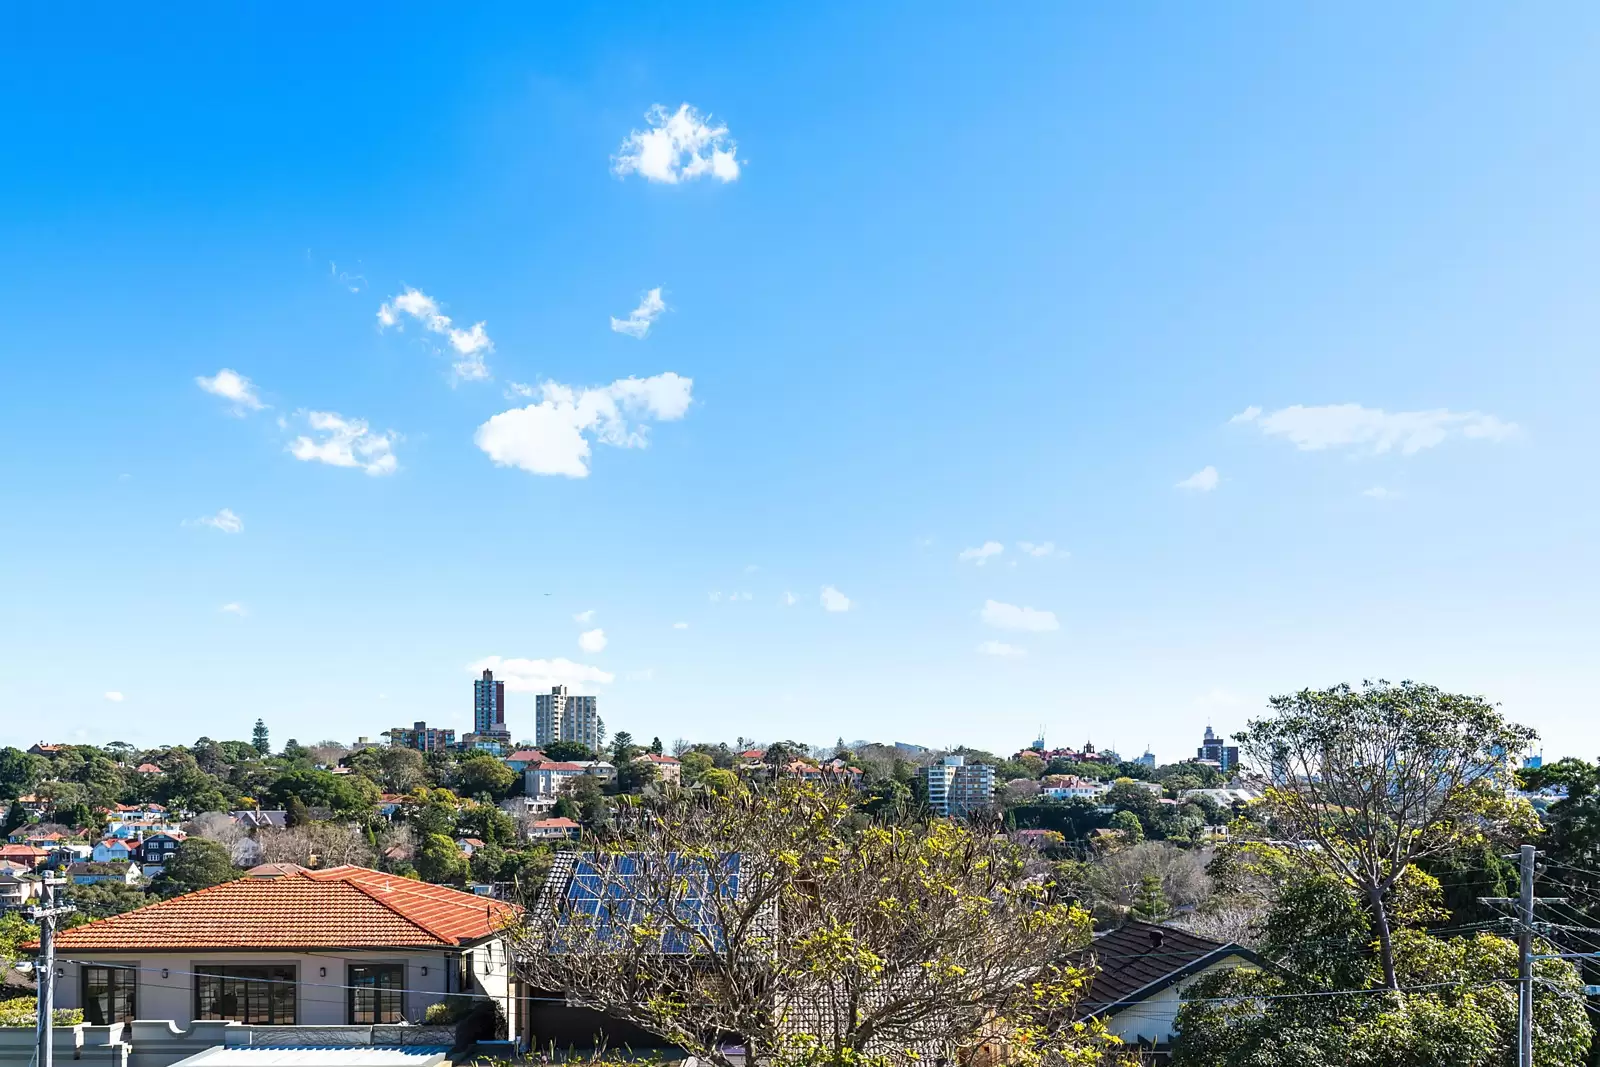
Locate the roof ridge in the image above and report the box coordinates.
[337,870,477,945]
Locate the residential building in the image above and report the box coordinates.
[69,861,141,886]
[135,762,164,775]
[455,837,486,856]
[0,871,40,910]
[503,748,548,773]
[524,817,580,841]
[1196,725,1240,773]
[0,844,48,871]
[1040,775,1110,801]
[231,810,289,831]
[387,721,455,753]
[1179,787,1260,806]
[472,668,510,743]
[534,686,601,751]
[51,864,521,1030]
[634,753,681,785]
[92,839,134,863]
[1135,748,1157,768]
[459,733,506,756]
[524,761,587,799]
[134,832,186,875]
[1075,922,1259,1053]
[27,742,66,756]
[922,755,995,818]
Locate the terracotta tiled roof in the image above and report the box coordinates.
[529,761,585,771]
[0,845,46,858]
[52,865,519,951]
[505,749,547,762]
[135,764,163,773]
[639,754,680,764]
[530,817,579,828]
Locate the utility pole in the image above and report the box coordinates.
[1518,843,1535,1067]
[28,874,76,1067]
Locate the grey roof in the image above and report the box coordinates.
[170,1048,449,1067]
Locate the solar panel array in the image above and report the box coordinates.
[559,851,742,954]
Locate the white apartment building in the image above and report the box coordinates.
[922,755,995,817]
[534,685,602,750]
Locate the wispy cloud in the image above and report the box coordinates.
[196,369,265,414]
[187,508,244,534]
[573,610,596,624]
[220,602,248,616]
[612,104,741,184]
[104,691,124,703]
[673,621,689,630]
[977,640,1025,658]
[1230,404,1517,455]
[1363,486,1402,499]
[783,591,797,606]
[377,287,493,382]
[981,599,1058,632]
[610,288,667,339]
[1016,541,1059,558]
[475,372,693,478]
[1176,466,1219,492]
[579,628,607,653]
[468,655,614,693]
[288,411,399,476]
[958,541,1004,565]
[821,586,852,613]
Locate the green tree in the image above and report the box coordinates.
[416,833,467,884]
[62,882,151,926]
[565,775,609,832]
[0,748,43,800]
[542,740,594,762]
[1237,680,1539,990]
[155,838,238,897]
[615,759,657,794]
[699,768,739,795]
[251,719,270,757]
[454,754,515,800]
[280,739,309,763]
[609,731,637,764]
[2,799,25,836]
[468,843,506,884]
[1171,871,1591,1067]
[1109,809,1144,845]
[648,736,663,755]
[678,751,714,783]
[455,802,516,847]
[285,796,312,827]
[1129,872,1169,921]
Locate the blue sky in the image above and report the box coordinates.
[3,6,1598,761]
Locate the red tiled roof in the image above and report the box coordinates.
[639,754,680,764]
[505,749,547,762]
[0,845,46,858]
[529,761,585,771]
[135,763,163,773]
[52,865,519,951]
[530,817,579,828]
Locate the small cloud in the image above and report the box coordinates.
[783,591,797,607]
[467,655,614,693]
[104,691,125,703]
[377,287,493,382]
[579,628,608,653]
[977,640,1025,658]
[610,288,668,339]
[1231,403,1517,455]
[288,411,399,476]
[573,610,596,623]
[1176,466,1219,492]
[958,541,1004,565]
[672,621,689,630]
[196,369,265,413]
[821,586,852,613]
[981,599,1058,632]
[329,261,366,293]
[613,103,741,184]
[220,602,248,616]
[474,373,693,479]
[1363,486,1402,499]
[187,508,244,534]
[1016,541,1058,558]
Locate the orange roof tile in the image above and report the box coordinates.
[52,865,518,951]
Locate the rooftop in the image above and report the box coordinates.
[1077,921,1243,1016]
[50,865,519,951]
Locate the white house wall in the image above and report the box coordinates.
[1103,955,1254,1047]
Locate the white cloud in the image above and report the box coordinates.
[610,288,668,339]
[103,691,124,703]
[288,411,399,476]
[981,599,1059,632]
[958,541,1004,565]
[783,591,797,606]
[468,655,614,693]
[673,621,689,630]
[475,372,693,478]
[744,564,760,574]
[1016,541,1058,558]
[377,287,493,382]
[196,369,265,413]
[1176,466,1220,492]
[977,640,1026,658]
[578,628,608,653]
[612,103,741,184]
[188,508,244,534]
[1232,403,1517,455]
[821,586,851,613]
[220,602,247,616]
[573,610,596,624]
[1363,486,1402,499]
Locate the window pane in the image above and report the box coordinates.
[195,967,296,1024]
[348,965,405,1024]
[81,966,136,1025]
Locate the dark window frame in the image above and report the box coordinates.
[80,963,137,1025]
[347,963,406,1024]
[193,964,297,1024]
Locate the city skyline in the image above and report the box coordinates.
[3,8,1598,759]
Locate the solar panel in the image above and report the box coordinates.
[555,852,743,954]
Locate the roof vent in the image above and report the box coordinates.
[1148,929,1164,949]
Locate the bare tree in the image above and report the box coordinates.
[1236,680,1538,989]
[253,823,374,868]
[510,782,1126,1067]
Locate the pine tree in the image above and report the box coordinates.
[251,719,270,757]
[1130,872,1169,922]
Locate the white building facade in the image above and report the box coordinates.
[533,686,602,751]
